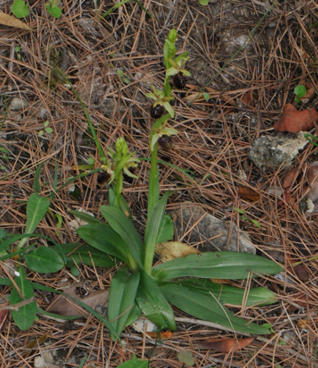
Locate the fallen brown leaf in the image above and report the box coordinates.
[47,282,108,317]
[282,167,300,189]
[0,12,32,31]
[240,90,253,106]
[238,186,260,202]
[199,337,254,352]
[274,103,318,133]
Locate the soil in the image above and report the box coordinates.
[1,1,318,367]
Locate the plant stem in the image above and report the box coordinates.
[147,143,159,217]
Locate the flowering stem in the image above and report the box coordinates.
[147,143,159,217]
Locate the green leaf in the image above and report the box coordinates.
[77,223,132,265]
[152,252,283,282]
[108,268,140,339]
[144,192,170,273]
[10,268,37,330]
[199,0,209,5]
[51,243,114,268]
[294,85,306,99]
[136,270,176,331]
[11,0,30,18]
[169,279,278,306]
[203,92,210,101]
[46,3,62,18]
[100,206,144,268]
[156,214,174,244]
[160,283,271,334]
[25,193,50,234]
[116,356,148,368]
[16,193,50,251]
[25,247,64,273]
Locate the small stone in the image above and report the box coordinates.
[170,203,256,254]
[249,132,308,170]
[9,97,29,111]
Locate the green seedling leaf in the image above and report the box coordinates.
[234,207,245,215]
[136,270,176,331]
[108,268,140,339]
[203,92,210,101]
[152,251,283,281]
[77,222,132,265]
[46,2,62,18]
[10,268,37,330]
[144,192,170,273]
[172,279,278,306]
[25,247,64,273]
[100,206,144,269]
[160,283,271,335]
[294,85,306,100]
[11,0,30,18]
[116,356,148,368]
[199,0,209,5]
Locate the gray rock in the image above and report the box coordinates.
[9,97,29,111]
[248,132,308,169]
[170,203,256,254]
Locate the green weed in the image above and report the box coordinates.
[294,85,307,104]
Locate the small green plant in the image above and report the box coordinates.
[11,0,29,18]
[294,85,307,104]
[199,0,209,5]
[117,69,131,85]
[14,46,22,61]
[72,30,282,344]
[234,207,262,229]
[45,0,62,18]
[11,0,62,19]
[38,120,53,137]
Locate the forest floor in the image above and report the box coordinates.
[1,1,318,367]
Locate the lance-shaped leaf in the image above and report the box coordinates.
[152,252,283,282]
[77,222,132,266]
[144,192,170,273]
[166,279,278,307]
[136,270,176,331]
[100,206,144,268]
[108,268,140,339]
[10,268,37,331]
[160,283,271,335]
[25,193,50,234]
